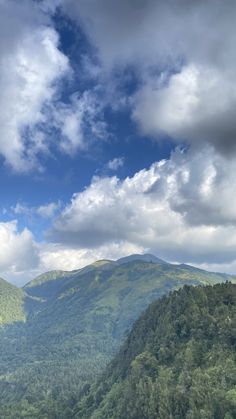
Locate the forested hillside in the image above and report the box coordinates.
[77,283,236,419]
[0,278,25,325]
[1,256,236,417]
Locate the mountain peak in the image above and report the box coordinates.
[117,253,168,265]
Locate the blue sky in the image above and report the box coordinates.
[2,0,236,284]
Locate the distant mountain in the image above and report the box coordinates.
[0,277,25,325]
[77,282,236,419]
[24,269,76,301]
[1,255,236,417]
[23,254,164,297]
[117,253,167,265]
[24,270,70,289]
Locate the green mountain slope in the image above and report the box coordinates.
[22,256,236,366]
[0,278,25,325]
[1,255,236,417]
[77,282,236,419]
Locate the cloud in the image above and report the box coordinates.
[166,147,236,227]
[53,91,108,154]
[0,1,108,172]
[107,157,124,171]
[4,145,236,284]
[12,201,60,219]
[40,0,64,13]
[0,0,70,171]
[63,0,177,69]
[63,0,236,74]
[0,221,39,273]
[12,203,32,217]
[133,64,236,154]
[36,202,60,219]
[39,241,144,272]
[49,146,236,266]
[3,0,235,170]
[62,0,236,154]
[3,0,236,282]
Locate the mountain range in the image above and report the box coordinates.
[1,254,236,417]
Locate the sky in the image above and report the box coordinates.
[2,0,236,285]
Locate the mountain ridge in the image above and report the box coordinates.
[1,253,236,325]
[1,254,236,417]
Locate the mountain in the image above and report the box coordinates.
[76,282,236,419]
[0,277,25,325]
[117,253,167,265]
[1,255,236,417]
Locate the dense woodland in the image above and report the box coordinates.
[76,283,236,419]
[0,257,236,418]
[0,278,25,325]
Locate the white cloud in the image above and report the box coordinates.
[62,0,236,154]
[39,241,144,272]
[167,148,236,227]
[0,221,39,273]
[11,201,60,219]
[133,64,236,153]
[49,146,236,266]
[107,157,124,171]
[3,0,236,283]
[53,91,108,154]
[4,146,236,284]
[0,1,108,172]
[12,203,32,217]
[37,202,60,218]
[0,0,70,171]
[0,225,144,285]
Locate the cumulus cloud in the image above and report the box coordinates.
[3,0,236,283]
[0,0,70,171]
[39,241,144,272]
[62,0,236,154]
[166,148,236,227]
[133,64,236,153]
[3,0,235,167]
[0,0,108,172]
[49,146,236,266]
[0,221,39,273]
[4,146,236,283]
